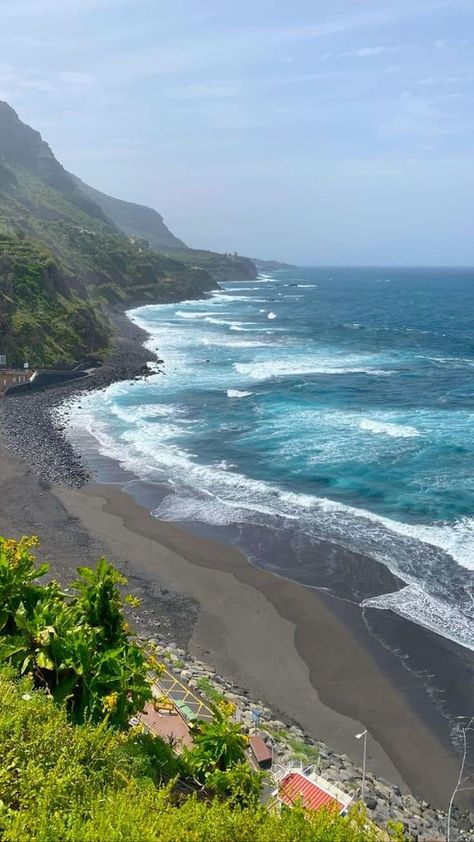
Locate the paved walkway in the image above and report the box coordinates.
[139,701,194,752]
[149,665,214,724]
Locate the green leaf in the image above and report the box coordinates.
[14,602,28,631]
[52,674,77,705]
[76,566,95,582]
[0,641,27,661]
[20,655,31,674]
[36,651,54,671]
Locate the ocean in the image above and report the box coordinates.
[64,267,474,653]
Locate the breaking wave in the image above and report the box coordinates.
[359,419,420,438]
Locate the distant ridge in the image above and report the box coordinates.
[70,173,187,252]
[251,257,298,271]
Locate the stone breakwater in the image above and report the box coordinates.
[148,638,474,842]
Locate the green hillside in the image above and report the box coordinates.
[70,176,258,281]
[166,247,258,282]
[0,101,256,366]
[0,234,109,367]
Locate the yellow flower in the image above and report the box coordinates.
[122,621,130,634]
[217,699,236,718]
[125,594,142,609]
[103,692,119,712]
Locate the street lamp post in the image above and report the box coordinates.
[355,729,368,802]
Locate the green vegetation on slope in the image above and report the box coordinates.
[0,234,109,367]
[0,535,151,725]
[0,101,246,366]
[0,535,395,841]
[166,247,258,281]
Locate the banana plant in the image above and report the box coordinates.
[0,536,151,728]
[0,536,48,633]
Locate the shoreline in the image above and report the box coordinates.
[53,479,468,809]
[0,298,472,816]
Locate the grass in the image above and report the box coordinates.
[266,727,320,765]
[0,667,383,841]
[196,677,228,706]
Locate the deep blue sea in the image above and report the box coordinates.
[64,267,474,651]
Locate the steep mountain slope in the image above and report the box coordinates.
[70,173,186,251]
[70,175,258,281]
[0,102,257,365]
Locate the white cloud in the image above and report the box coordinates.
[92,2,455,83]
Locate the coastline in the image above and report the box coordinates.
[53,479,467,809]
[0,299,472,815]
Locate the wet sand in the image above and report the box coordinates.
[53,479,468,809]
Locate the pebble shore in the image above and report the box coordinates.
[0,311,158,488]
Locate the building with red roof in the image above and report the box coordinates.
[274,769,352,816]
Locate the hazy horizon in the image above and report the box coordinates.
[1,0,473,265]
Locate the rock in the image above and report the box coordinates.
[373,802,390,824]
[403,794,421,812]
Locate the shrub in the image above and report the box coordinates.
[0,672,382,842]
[0,538,390,840]
[0,537,151,727]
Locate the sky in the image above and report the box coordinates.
[0,0,473,264]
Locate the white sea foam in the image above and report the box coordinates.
[199,337,267,348]
[359,419,420,438]
[175,311,217,319]
[423,355,474,368]
[203,317,254,328]
[63,392,474,650]
[227,389,253,398]
[362,586,474,651]
[219,286,261,291]
[211,294,267,303]
[229,324,272,332]
[234,358,394,380]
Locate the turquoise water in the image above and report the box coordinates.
[65,267,474,650]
